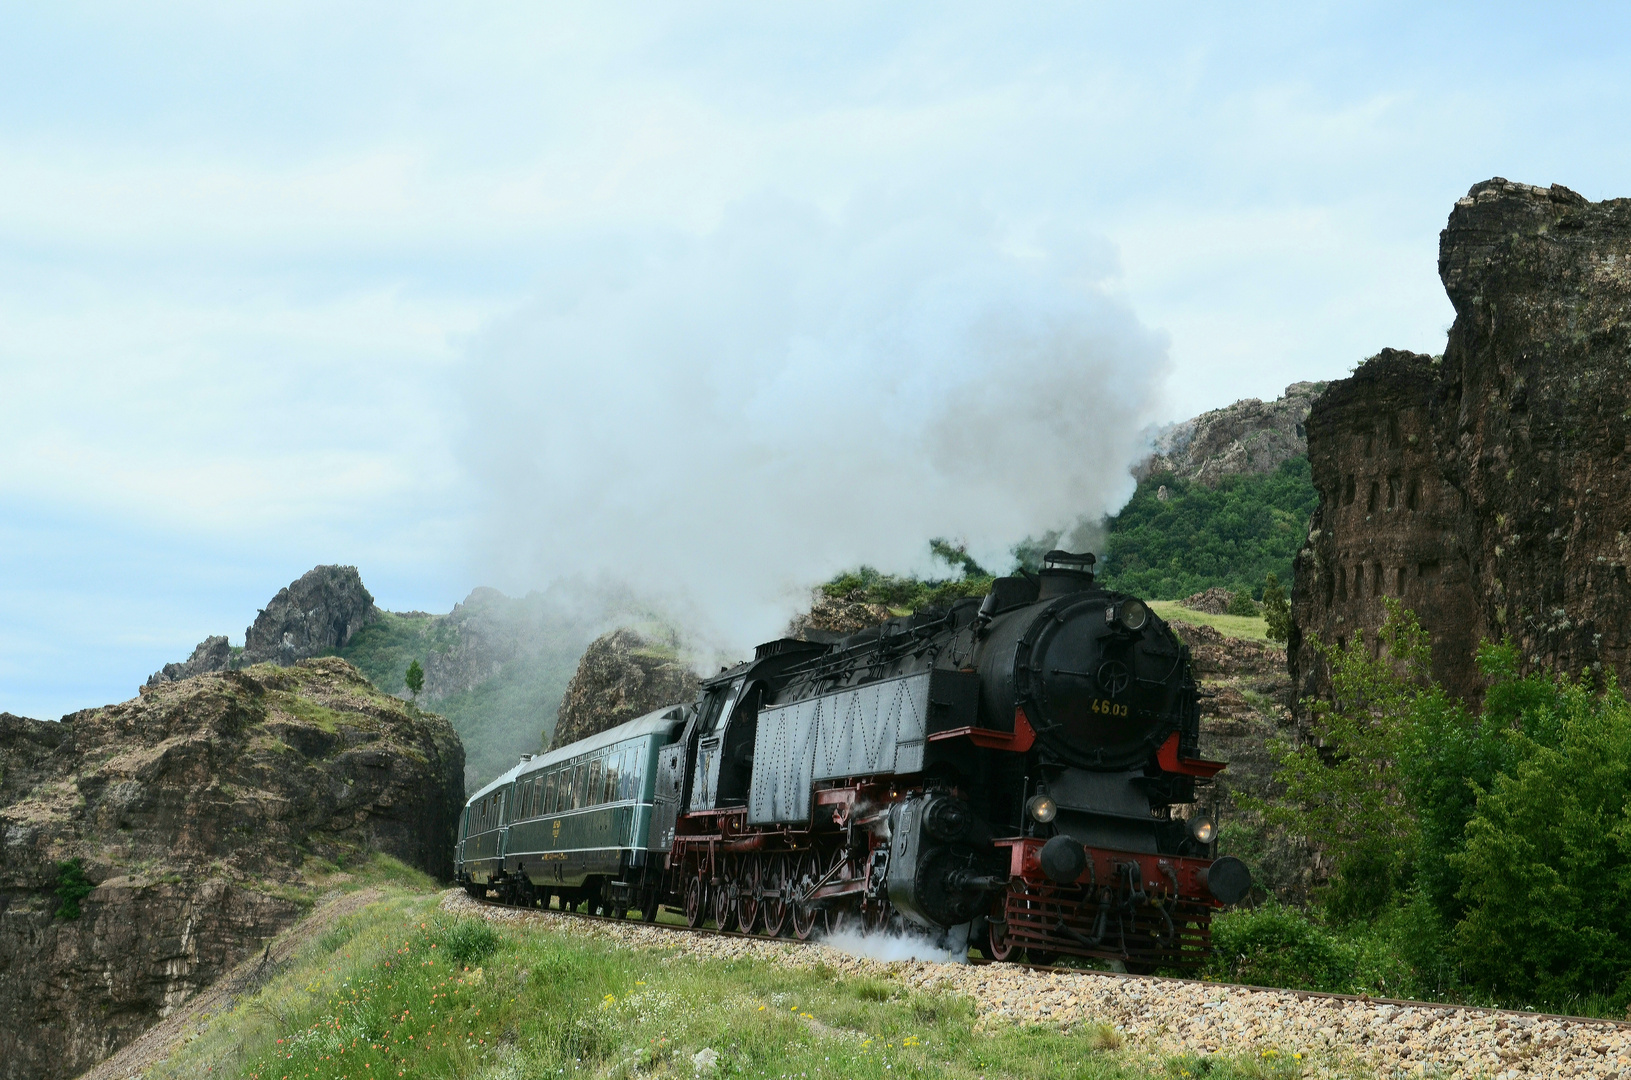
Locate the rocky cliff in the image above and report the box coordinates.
[144,569,638,788]
[1139,381,1325,487]
[0,659,463,1080]
[1292,179,1631,703]
[550,628,699,750]
[1174,620,1319,903]
[147,565,379,686]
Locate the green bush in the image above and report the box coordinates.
[1267,603,1631,1013]
[1260,573,1290,642]
[1452,674,1631,1008]
[1206,903,1411,996]
[820,540,995,613]
[54,858,93,920]
[1226,590,1260,617]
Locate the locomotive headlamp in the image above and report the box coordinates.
[1117,599,1150,632]
[1026,794,1058,823]
[1188,814,1217,845]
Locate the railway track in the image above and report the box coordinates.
[471,894,1629,1031]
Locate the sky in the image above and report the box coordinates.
[6,1,1631,718]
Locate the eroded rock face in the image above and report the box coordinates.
[242,565,380,665]
[785,588,893,639]
[1139,382,1325,487]
[549,628,699,750]
[0,659,463,1080]
[1290,349,1485,703]
[143,635,231,688]
[146,565,381,686]
[1291,179,1631,703]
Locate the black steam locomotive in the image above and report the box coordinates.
[455,552,1250,968]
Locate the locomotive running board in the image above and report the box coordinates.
[926,707,1037,752]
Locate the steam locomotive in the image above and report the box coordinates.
[455,552,1250,968]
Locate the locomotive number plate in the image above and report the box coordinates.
[1090,699,1129,717]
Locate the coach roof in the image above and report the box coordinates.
[464,703,690,805]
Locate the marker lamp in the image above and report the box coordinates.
[1026,794,1058,823]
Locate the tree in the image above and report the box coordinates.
[405,659,425,701]
[1261,572,1291,641]
[1227,588,1260,617]
[1265,600,1453,919]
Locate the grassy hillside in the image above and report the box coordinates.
[1098,457,1317,601]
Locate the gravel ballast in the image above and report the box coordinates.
[443,891,1629,1078]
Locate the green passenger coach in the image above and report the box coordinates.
[456,704,689,916]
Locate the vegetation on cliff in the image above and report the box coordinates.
[816,459,1317,618]
[336,608,583,786]
[1098,457,1318,602]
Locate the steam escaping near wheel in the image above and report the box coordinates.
[819,923,971,965]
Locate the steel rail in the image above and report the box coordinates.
[469,895,1630,1030]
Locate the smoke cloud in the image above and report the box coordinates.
[459,196,1169,649]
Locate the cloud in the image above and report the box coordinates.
[459,194,1169,647]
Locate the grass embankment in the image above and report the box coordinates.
[153,890,1303,1080]
[1148,601,1269,642]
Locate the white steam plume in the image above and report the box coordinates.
[459,195,1169,649]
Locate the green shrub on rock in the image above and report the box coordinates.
[54,858,93,920]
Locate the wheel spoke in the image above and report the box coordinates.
[737,856,761,934]
[761,854,789,936]
[713,856,738,931]
[792,850,821,940]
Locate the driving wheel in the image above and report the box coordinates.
[684,873,708,928]
[712,858,738,931]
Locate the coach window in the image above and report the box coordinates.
[544,772,558,815]
[602,754,619,803]
[572,762,587,809]
[588,758,604,806]
[619,747,638,800]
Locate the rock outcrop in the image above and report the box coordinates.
[1179,587,1235,615]
[1139,382,1326,487]
[0,659,463,1080]
[147,565,380,686]
[1292,179,1631,703]
[143,635,231,687]
[785,588,893,639]
[550,628,699,750]
[241,565,380,665]
[1169,621,1320,903]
